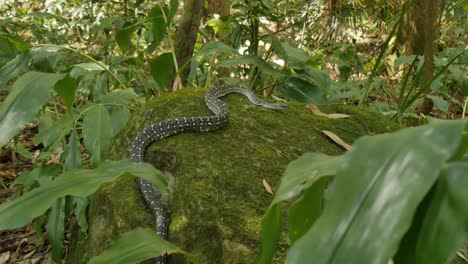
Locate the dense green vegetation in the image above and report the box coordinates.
[0,0,466,263]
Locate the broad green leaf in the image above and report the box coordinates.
[426,95,449,112]
[285,119,466,264]
[47,198,65,263]
[108,108,130,137]
[13,164,61,192]
[93,72,109,101]
[100,88,135,136]
[101,88,137,105]
[216,55,282,77]
[31,51,62,72]
[278,77,326,104]
[169,0,179,23]
[116,24,135,54]
[83,105,113,167]
[412,162,468,264]
[394,55,418,70]
[34,111,78,147]
[272,153,340,205]
[54,74,77,111]
[256,204,281,264]
[150,53,174,89]
[0,72,65,148]
[89,228,195,264]
[280,41,310,70]
[74,196,89,233]
[0,160,166,231]
[193,41,237,62]
[278,67,331,104]
[145,6,166,52]
[256,153,340,264]
[0,52,32,91]
[288,177,328,243]
[64,130,81,171]
[13,141,33,159]
[0,32,29,51]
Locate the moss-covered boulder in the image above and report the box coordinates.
[67,88,398,264]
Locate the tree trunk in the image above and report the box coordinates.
[399,0,438,115]
[168,0,205,91]
[66,89,398,264]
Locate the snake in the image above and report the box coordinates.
[129,84,286,263]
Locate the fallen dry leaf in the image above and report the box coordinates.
[0,251,10,264]
[262,179,273,195]
[306,104,350,119]
[322,130,351,150]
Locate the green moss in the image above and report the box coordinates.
[67,88,398,264]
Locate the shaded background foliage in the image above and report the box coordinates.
[0,0,467,263]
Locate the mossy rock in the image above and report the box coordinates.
[67,88,398,264]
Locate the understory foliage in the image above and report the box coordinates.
[0,0,467,263]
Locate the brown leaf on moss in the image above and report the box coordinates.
[262,179,273,195]
[322,130,351,150]
[306,104,350,119]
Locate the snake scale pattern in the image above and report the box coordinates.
[129,84,286,263]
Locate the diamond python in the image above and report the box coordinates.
[129,84,287,263]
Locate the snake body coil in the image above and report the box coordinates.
[129,85,286,263]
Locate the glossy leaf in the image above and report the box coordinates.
[411,162,468,264]
[54,74,77,111]
[256,153,340,264]
[150,52,174,89]
[47,198,65,263]
[0,72,65,148]
[89,228,196,264]
[285,119,466,264]
[0,160,166,231]
[82,105,113,167]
